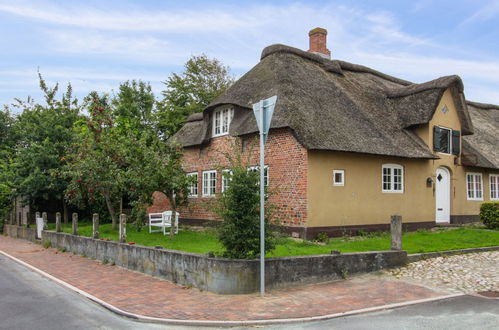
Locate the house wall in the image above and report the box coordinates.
[149,128,309,227]
[306,88,497,230]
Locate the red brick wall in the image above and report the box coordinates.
[148,128,308,227]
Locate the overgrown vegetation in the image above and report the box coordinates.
[480,201,499,229]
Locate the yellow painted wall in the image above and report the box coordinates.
[307,89,498,227]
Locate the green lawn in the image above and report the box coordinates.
[46,222,499,257]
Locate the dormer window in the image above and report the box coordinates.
[433,126,460,155]
[213,108,234,137]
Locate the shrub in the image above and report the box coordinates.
[480,202,499,230]
[214,144,275,259]
[315,232,329,243]
[42,240,52,248]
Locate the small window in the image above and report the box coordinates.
[466,172,483,201]
[248,165,269,186]
[382,164,404,193]
[222,169,232,192]
[333,170,344,186]
[433,126,460,155]
[490,174,499,200]
[202,170,217,197]
[212,108,234,137]
[187,172,198,197]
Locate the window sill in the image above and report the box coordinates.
[382,190,404,194]
[467,198,483,201]
[212,133,229,138]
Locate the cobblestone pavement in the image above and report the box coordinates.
[386,251,499,294]
[0,236,448,322]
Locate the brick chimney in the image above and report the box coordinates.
[308,27,331,59]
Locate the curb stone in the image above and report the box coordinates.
[0,249,464,327]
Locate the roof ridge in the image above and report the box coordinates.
[387,75,464,98]
[336,60,412,86]
[261,44,343,75]
[466,100,499,111]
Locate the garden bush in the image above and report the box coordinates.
[215,146,275,259]
[480,201,499,230]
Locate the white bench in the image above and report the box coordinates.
[148,211,179,235]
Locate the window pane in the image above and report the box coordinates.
[439,129,450,153]
[222,109,229,133]
[215,111,221,135]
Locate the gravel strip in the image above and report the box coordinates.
[386,251,499,294]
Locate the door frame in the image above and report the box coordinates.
[435,167,451,224]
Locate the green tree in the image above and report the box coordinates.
[64,92,127,229]
[0,107,17,228]
[157,54,234,139]
[215,143,275,259]
[9,75,81,218]
[112,80,156,138]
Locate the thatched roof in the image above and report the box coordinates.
[173,44,477,160]
[462,102,499,169]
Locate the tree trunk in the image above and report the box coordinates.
[104,192,117,230]
[63,200,68,224]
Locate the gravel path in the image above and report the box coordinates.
[386,251,499,294]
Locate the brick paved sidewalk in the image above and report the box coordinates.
[0,236,449,322]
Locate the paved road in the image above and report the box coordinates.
[1,253,498,330]
[263,295,499,330]
[0,255,191,330]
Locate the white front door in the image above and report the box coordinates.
[435,167,450,223]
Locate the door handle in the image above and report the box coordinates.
[437,208,443,211]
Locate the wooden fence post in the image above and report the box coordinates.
[42,212,48,230]
[72,213,78,235]
[92,213,99,239]
[390,215,402,250]
[55,212,62,232]
[119,214,126,243]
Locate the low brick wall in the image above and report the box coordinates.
[5,225,407,294]
[4,224,37,242]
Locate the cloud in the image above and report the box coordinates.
[0,1,262,33]
[461,1,499,25]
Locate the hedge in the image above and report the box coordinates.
[480,202,499,230]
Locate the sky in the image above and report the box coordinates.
[1,0,499,110]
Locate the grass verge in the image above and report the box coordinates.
[46,223,499,257]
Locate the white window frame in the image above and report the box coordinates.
[212,107,234,137]
[187,172,198,198]
[222,169,232,192]
[248,165,269,186]
[382,164,404,193]
[435,126,452,155]
[333,170,345,186]
[202,170,217,197]
[489,174,499,201]
[466,172,483,201]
